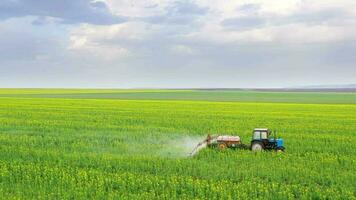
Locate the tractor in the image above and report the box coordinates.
[189,128,285,156]
[250,128,285,151]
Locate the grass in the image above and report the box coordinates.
[0,89,355,199]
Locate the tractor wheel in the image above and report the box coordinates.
[251,142,263,151]
[218,143,227,150]
[276,147,285,152]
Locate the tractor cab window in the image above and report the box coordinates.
[253,131,261,140]
[253,130,268,140]
[261,131,268,139]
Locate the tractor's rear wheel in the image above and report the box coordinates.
[251,142,263,151]
[218,143,227,150]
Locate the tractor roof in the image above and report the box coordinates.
[253,128,269,131]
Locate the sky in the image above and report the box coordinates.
[0,0,356,88]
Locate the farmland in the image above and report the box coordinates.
[0,89,355,199]
[1,88,356,104]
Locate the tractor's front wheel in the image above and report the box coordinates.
[251,142,263,151]
[276,147,285,152]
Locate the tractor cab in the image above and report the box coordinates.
[251,128,285,151]
[252,128,269,140]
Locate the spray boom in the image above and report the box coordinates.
[189,134,216,156]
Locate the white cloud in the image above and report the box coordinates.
[170,44,196,55]
[0,0,126,25]
[183,0,356,44]
[104,0,170,17]
[73,0,356,46]
[68,24,132,61]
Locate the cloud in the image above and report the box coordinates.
[222,16,266,30]
[1,0,356,88]
[221,6,352,31]
[143,1,208,25]
[170,44,196,55]
[238,3,261,13]
[168,1,208,15]
[0,17,64,61]
[284,8,350,25]
[0,0,126,25]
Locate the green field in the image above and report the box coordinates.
[0,89,355,199]
[1,88,356,104]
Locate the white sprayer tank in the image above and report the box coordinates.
[216,135,241,142]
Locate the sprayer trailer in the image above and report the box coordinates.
[208,135,242,150]
[189,134,247,156]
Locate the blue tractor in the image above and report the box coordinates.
[250,128,285,151]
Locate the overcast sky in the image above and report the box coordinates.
[1,0,356,88]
